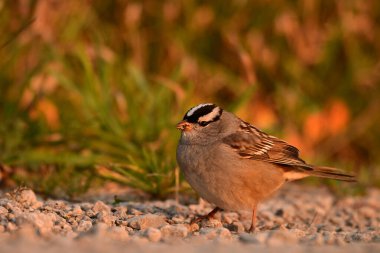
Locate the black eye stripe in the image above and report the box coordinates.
[198,121,210,127]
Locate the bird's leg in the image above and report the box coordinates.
[248,204,258,233]
[191,207,221,224]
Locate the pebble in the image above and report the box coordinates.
[227,221,245,233]
[6,222,18,232]
[0,206,8,215]
[200,218,223,228]
[199,227,231,240]
[359,206,377,218]
[239,233,260,244]
[80,203,93,211]
[86,222,109,237]
[70,205,83,216]
[16,212,57,237]
[6,203,22,216]
[304,233,325,245]
[127,213,168,230]
[107,226,129,242]
[92,201,111,214]
[266,229,299,246]
[222,212,239,224]
[13,189,42,209]
[145,227,162,242]
[77,220,92,232]
[96,211,116,225]
[372,235,380,243]
[112,206,128,219]
[160,224,188,238]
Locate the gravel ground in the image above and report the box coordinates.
[0,185,379,253]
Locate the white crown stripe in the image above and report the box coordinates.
[198,107,220,122]
[186,103,214,117]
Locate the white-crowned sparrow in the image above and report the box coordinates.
[176,103,356,232]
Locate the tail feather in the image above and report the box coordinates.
[305,166,357,182]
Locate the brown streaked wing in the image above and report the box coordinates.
[222,122,312,170]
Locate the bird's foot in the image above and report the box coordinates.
[248,225,256,233]
[190,207,221,225]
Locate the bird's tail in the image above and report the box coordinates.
[305,166,357,182]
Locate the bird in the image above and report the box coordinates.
[176,103,356,232]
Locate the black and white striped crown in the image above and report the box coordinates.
[183,103,223,125]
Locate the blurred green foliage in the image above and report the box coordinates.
[0,0,379,197]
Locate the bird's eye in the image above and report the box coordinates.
[198,121,210,127]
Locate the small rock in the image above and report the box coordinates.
[16,212,57,237]
[92,201,111,214]
[217,227,232,240]
[359,206,376,218]
[200,227,231,240]
[129,236,149,244]
[125,226,134,235]
[260,210,275,221]
[115,220,128,226]
[129,208,143,215]
[189,222,199,232]
[145,227,162,242]
[80,203,93,211]
[317,224,335,232]
[45,200,66,210]
[108,226,129,242]
[242,221,253,232]
[15,223,39,241]
[266,229,298,246]
[255,232,270,244]
[239,233,262,244]
[278,204,296,219]
[0,206,8,215]
[6,222,18,232]
[112,206,128,219]
[13,189,42,209]
[96,211,115,226]
[200,218,223,229]
[322,231,335,245]
[128,214,167,230]
[303,233,324,245]
[372,235,380,243]
[222,216,232,225]
[6,203,22,216]
[328,216,345,227]
[86,209,97,218]
[288,228,307,239]
[335,236,347,246]
[274,209,284,217]
[171,215,185,224]
[307,225,318,234]
[350,232,373,243]
[227,221,245,233]
[52,222,72,235]
[222,212,239,224]
[77,220,92,232]
[70,205,83,216]
[238,234,256,244]
[78,223,128,242]
[86,222,108,237]
[160,224,188,238]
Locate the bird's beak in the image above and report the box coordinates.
[176,120,192,131]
